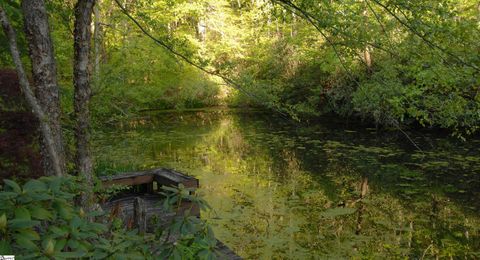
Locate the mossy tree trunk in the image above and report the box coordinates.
[0,6,64,177]
[22,0,66,177]
[74,0,96,208]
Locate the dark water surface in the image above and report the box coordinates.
[94,110,480,259]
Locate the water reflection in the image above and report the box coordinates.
[94,110,480,259]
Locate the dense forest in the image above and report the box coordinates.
[1,0,479,259]
[2,0,480,132]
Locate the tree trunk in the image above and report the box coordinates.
[291,12,297,38]
[22,0,66,176]
[363,1,373,73]
[93,0,101,81]
[355,176,369,235]
[478,2,480,23]
[74,0,96,208]
[196,19,206,42]
[0,7,63,177]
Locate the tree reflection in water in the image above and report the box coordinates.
[95,110,480,259]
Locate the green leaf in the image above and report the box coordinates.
[15,206,31,220]
[67,239,80,249]
[88,222,107,233]
[18,229,40,240]
[0,213,6,230]
[4,179,21,193]
[43,239,55,256]
[70,216,82,230]
[23,179,48,193]
[53,200,73,220]
[30,193,53,201]
[54,238,67,251]
[55,251,87,258]
[0,191,19,200]
[48,178,63,193]
[0,240,12,254]
[49,225,69,237]
[15,233,39,251]
[8,219,40,229]
[30,206,52,220]
[91,252,109,259]
[320,207,356,218]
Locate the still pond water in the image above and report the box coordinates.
[94,110,480,259]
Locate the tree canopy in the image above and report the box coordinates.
[2,0,480,135]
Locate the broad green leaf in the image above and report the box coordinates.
[48,178,63,193]
[0,240,12,254]
[49,225,68,237]
[15,206,31,220]
[14,233,39,251]
[55,251,87,258]
[54,238,67,251]
[0,192,19,200]
[30,206,52,220]
[43,239,55,256]
[8,219,40,229]
[88,222,107,233]
[53,200,73,220]
[66,239,80,249]
[30,193,53,201]
[3,179,21,193]
[90,252,109,259]
[0,213,6,230]
[23,180,48,193]
[18,229,41,241]
[70,216,82,230]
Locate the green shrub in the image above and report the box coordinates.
[0,177,218,259]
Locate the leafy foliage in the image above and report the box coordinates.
[4,0,479,133]
[0,177,219,259]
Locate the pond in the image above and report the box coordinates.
[94,109,480,259]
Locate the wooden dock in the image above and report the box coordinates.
[99,168,241,259]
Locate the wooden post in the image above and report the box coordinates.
[134,197,147,233]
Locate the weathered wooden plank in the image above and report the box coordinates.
[99,168,198,189]
[99,169,156,181]
[101,174,154,187]
[153,168,199,188]
[101,194,200,234]
[216,241,242,260]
